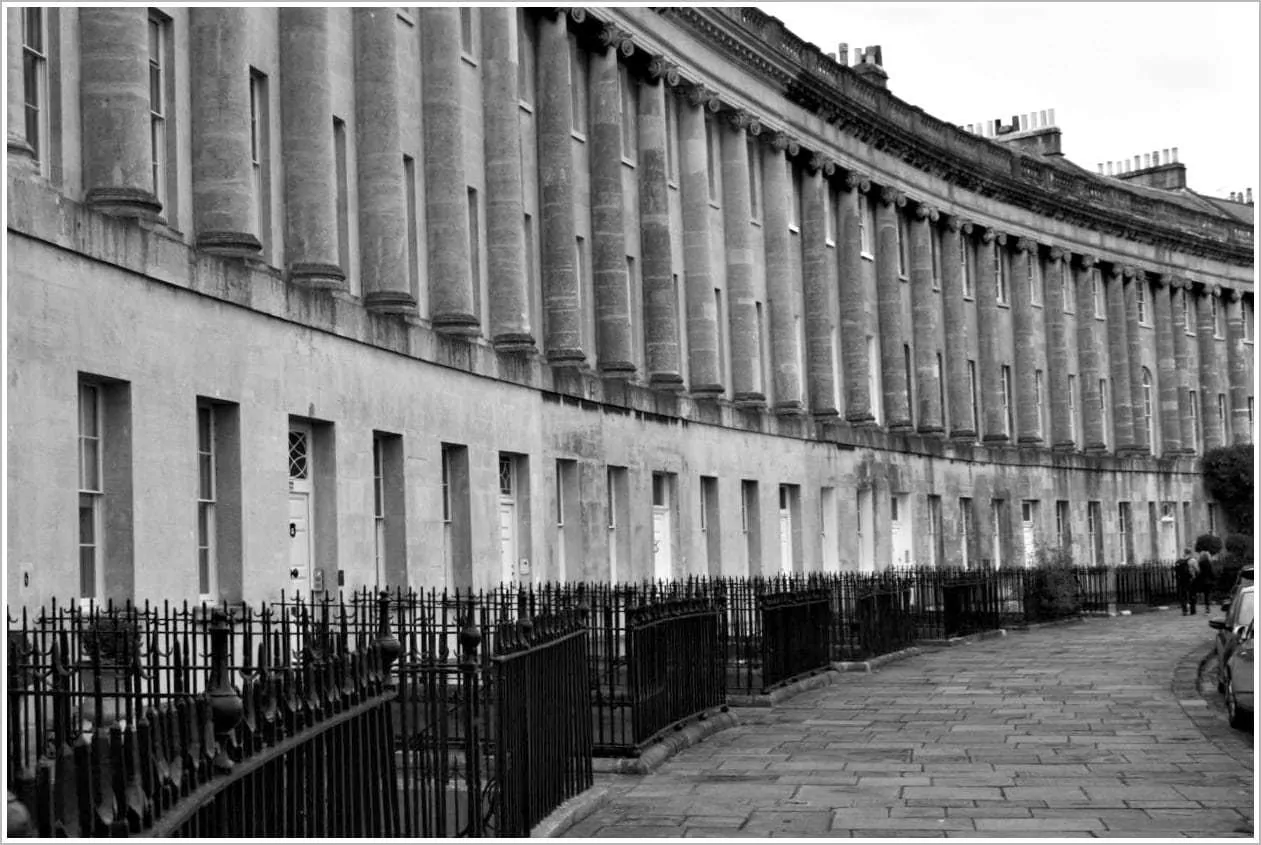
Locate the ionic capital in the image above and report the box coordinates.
[598,23,635,57]
[878,186,906,208]
[1047,247,1066,263]
[914,203,940,223]
[1078,254,1097,270]
[844,171,871,194]
[981,228,1006,246]
[686,83,722,112]
[807,153,836,176]
[647,55,681,87]
[1225,287,1240,302]
[1015,237,1038,254]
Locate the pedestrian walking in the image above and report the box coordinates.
[1174,549,1196,615]
[1197,550,1216,613]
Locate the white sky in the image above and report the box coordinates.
[764,2,1260,201]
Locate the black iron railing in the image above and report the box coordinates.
[491,611,593,836]
[759,589,832,691]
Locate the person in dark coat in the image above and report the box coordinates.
[1174,549,1196,615]
[1196,551,1215,613]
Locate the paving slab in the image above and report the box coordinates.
[562,611,1253,838]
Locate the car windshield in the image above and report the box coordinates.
[1238,591,1255,629]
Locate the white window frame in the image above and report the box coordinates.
[664,94,678,185]
[1087,502,1100,566]
[994,244,1008,305]
[373,437,386,586]
[619,64,637,165]
[516,9,535,108]
[249,69,270,258]
[569,39,587,138]
[21,7,49,173]
[1118,502,1131,565]
[1136,279,1148,325]
[824,186,835,245]
[1189,389,1200,453]
[1141,368,1155,452]
[1212,296,1224,338]
[858,193,873,259]
[79,382,104,602]
[1001,365,1013,437]
[149,11,169,211]
[1092,269,1104,319]
[1183,290,1195,335]
[1034,369,1044,437]
[1060,263,1073,313]
[1067,373,1078,444]
[1029,253,1042,307]
[1099,378,1110,450]
[197,405,218,601]
[896,213,909,278]
[441,446,452,524]
[960,234,973,299]
[741,482,751,534]
[747,136,762,223]
[930,228,941,291]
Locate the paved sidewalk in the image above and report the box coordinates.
[565,612,1254,838]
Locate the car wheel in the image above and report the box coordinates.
[1226,676,1251,730]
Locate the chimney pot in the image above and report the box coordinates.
[1247,188,1253,204]
[1172,147,1178,163]
[1153,151,1160,166]
[1097,163,1104,174]
[1143,153,1151,169]
[1106,162,1113,176]
[1048,108,1055,126]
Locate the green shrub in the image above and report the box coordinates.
[1224,533,1254,561]
[1201,444,1254,535]
[1195,533,1224,555]
[1025,546,1083,621]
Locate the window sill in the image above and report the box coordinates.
[571,130,587,143]
[750,218,762,228]
[397,10,415,25]
[997,301,1011,309]
[621,157,637,169]
[460,53,479,68]
[788,224,800,234]
[518,101,534,114]
[860,251,874,262]
[898,274,909,282]
[825,238,835,248]
[963,294,975,302]
[1096,315,1107,322]
[667,180,679,191]
[710,201,722,211]
[1032,302,1043,309]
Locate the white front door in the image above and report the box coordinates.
[1021,502,1036,568]
[890,495,911,567]
[288,492,313,593]
[652,507,671,581]
[499,500,518,585]
[779,509,793,574]
[287,424,315,594]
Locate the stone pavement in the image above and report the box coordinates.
[565,611,1255,838]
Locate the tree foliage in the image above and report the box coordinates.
[1195,533,1223,555]
[1201,444,1254,535]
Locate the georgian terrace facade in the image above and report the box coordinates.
[5,7,1254,608]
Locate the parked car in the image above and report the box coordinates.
[1210,584,1255,694]
[1219,564,1254,613]
[1223,621,1254,730]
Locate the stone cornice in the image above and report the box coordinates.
[644,7,1253,267]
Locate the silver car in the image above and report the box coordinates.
[1224,620,1254,729]
[1211,585,1255,703]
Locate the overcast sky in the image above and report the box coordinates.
[764,2,1260,201]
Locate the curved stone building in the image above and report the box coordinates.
[6,7,1254,607]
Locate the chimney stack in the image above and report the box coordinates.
[837,42,849,66]
[1172,147,1179,163]
[851,44,888,89]
[1248,188,1253,205]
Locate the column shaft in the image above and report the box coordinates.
[679,98,721,395]
[190,9,259,256]
[978,233,1007,442]
[1225,292,1251,443]
[1124,272,1150,454]
[1046,255,1073,449]
[761,140,802,410]
[875,192,910,429]
[279,8,343,288]
[1170,283,1196,452]
[1105,267,1136,452]
[839,181,873,423]
[355,8,414,312]
[942,221,974,438]
[1073,258,1106,452]
[7,7,35,161]
[589,47,633,374]
[637,80,681,384]
[80,8,161,217]
[421,7,477,332]
[482,8,531,346]
[1196,289,1225,449]
[909,210,942,433]
[1011,244,1041,444]
[719,118,760,403]
[802,167,837,416]
[1153,278,1182,454]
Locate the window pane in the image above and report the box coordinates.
[79,494,95,544]
[82,439,100,491]
[199,453,214,500]
[198,547,211,596]
[80,384,99,436]
[150,65,162,111]
[80,546,96,599]
[149,18,160,60]
[198,407,212,451]
[25,9,43,50]
[198,501,211,544]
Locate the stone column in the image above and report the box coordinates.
[637,62,681,386]
[761,133,803,411]
[839,172,874,424]
[1045,248,1073,449]
[1153,274,1182,454]
[1196,285,1225,450]
[978,229,1008,443]
[942,217,975,439]
[7,7,35,163]
[1169,279,1197,453]
[909,203,942,434]
[720,110,762,404]
[79,8,161,217]
[802,155,838,417]
[1224,289,1251,443]
[420,7,478,333]
[1124,268,1150,454]
[279,8,343,288]
[189,9,260,257]
[1104,264,1136,453]
[482,8,532,347]
[1073,255,1106,453]
[588,42,633,375]
[1011,239,1041,444]
[354,9,414,313]
[679,85,722,396]
[875,186,910,430]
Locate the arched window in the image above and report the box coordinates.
[1141,368,1155,452]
